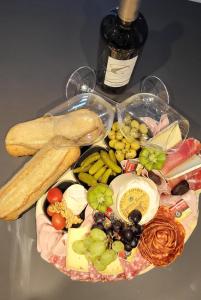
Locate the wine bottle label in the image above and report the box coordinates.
[104,56,138,87]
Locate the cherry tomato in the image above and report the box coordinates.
[47,205,54,217]
[47,187,63,204]
[51,213,66,230]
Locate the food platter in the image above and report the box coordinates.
[35,90,200,282]
[0,70,200,282]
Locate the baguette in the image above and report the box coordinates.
[5,109,103,157]
[0,137,80,220]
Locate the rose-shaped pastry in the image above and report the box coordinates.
[138,206,185,266]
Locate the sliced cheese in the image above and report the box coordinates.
[166,155,201,179]
[100,258,123,276]
[127,248,138,263]
[66,227,89,272]
[149,121,182,150]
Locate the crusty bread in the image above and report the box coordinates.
[0,137,80,220]
[5,109,103,157]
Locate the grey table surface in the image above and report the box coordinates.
[0,0,201,299]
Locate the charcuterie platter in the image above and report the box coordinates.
[0,71,200,282]
[35,94,200,282]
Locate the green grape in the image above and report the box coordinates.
[93,258,107,272]
[112,241,124,253]
[90,228,107,241]
[89,241,107,257]
[72,240,87,255]
[83,236,93,250]
[100,249,117,266]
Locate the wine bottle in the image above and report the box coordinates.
[97,0,148,94]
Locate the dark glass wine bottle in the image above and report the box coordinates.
[97,0,148,94]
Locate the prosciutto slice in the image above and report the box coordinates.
[142,114,169,136]
[161,138,201,175]
[168,167,201,191]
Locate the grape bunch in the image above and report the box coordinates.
[72,228,124,272]
[119,209,142,252]
[91,210,143,254]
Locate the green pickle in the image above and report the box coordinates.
[81,153,100,167]
[101,168,112,184]
[73,164,91,173]
[100,150,122,174]
[78,172,97,187]
[94,166,107,181]
[89,159,104,175]
[109,149,117,163]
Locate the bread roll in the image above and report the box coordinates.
[5,109,103,157]
[0,137,80,220]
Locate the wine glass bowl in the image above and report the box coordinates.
[117,92,189,151]
[48,92,115,148]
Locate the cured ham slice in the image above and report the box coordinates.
[168,167,201,191]
[142,114,169,136]
[161,138,201,175]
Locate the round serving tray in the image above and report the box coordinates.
[36,139,199,281]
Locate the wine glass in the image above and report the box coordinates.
[116,76,189,151]
[46,66,115,148]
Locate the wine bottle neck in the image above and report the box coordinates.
[118,0,140,24]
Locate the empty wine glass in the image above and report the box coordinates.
[47,66,115,148]
[117,76,189,151]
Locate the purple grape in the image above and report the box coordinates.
[93,212,105,223]
[112,219,123,233]
[130,237,139,248]
[128,209,142,224]
[121,228,134,242]
[91,223,105,231]
[131,224,142,236]
[105,226,113,236]
[124,243,132,252]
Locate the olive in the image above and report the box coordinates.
[171,180,190,196]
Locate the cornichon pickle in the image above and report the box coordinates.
[109,149,117,163]
[73,164,91,173]
[89,159,104,175]
[100,150,122,173]
[94,166,107,180]
[101,168,112,184]
[78,172,97,187]
[81,152,100,167]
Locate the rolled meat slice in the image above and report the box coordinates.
[168,167,201,191]
[161,138,201,175]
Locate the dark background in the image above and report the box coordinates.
[0,1,201,299]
